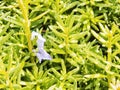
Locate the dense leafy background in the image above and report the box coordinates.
[1,0,120,90]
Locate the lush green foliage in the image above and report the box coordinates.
[1,0,120,89]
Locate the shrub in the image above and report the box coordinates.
[0,0,120,89]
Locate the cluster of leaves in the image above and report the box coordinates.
[1,0,120,89]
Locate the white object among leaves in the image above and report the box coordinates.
[31,31,52,63]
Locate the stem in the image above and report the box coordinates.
[108,38,112,62]
[65,27,69,60]
[24,19,32,52]
[107,31,112,88]
[17,0,32,52]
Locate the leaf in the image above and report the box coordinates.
[71,23,81,32]
[84,74,106,78]
[25,69,35,81]
[30,10,50,22]
[88,57,105,69]
[59,1,79,14]
[91,30,106,44]
[3,16,23,26]
[98,23,109,34]
[0,22,10,36]
[66,58,78,67]
[49,26,66,38]
[10,61,25,81]
[61,59,66,75]
[0,84,6,89]
[69,31,88,40]
[50,49,65,54]
[0,31,13,46]
[50,68,61,78]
